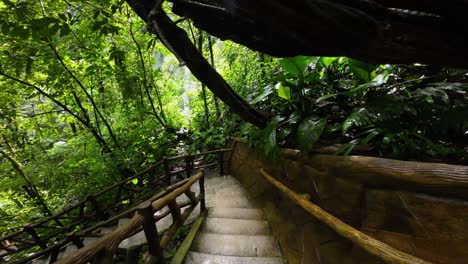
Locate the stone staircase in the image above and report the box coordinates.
[29,174,284,264]
[183,175,285,264]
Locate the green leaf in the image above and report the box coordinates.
[131,178,138,185]
[319,57,338,67]
[277,83,291,101]
[342,108,369,135]
[348,58,378,81]
[279,56,313,77]
[250,84,274,104]
[297,117,327,152]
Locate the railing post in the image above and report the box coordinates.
[185,155,192,179]
[218,152,224,175]
[199,173,206,212]
[137,201,163,263]
[168,200,182,225]
[163,158,171,186]
[67,232,84,248]
[24,226,47,249]
[87,194,104,220]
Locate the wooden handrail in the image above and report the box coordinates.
[56,171,204,264]
[2,148,229,262]
[259,168,431,264]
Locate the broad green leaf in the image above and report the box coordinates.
[131,178,138,185]
[297,117,327,152]
[348,58,378,81]
[319,57,338,67]
[342,108,368,135]
[250,84,274,104]
[277,83,291,101]
[279,56,313,77]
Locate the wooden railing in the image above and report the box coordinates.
[0,148,231,263]
[57,171,205,264]
[259,168,431,264]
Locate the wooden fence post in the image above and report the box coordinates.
[168,200,182,225]
[199,174,206,212]
[86,194,104,220]
[218,152,224,175]
[185,155,192,179]
[163,158,171,186]
[24,226,47,249]
[137,201,163,263]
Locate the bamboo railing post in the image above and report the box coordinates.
[218,152,224,175]
[86,194,104,220]
[163,158,171,186]
[168,200,182,224]
[184,190,197,204]
[67,233,84,248]
[185,155,192,179]
[199,174,206,212]
[137,201,163,263]
[24,226,47,249]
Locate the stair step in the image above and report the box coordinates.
[192,233,281,257]
[208,207,264,220]
[206,196,253,208]
[184,251,285,264]
[203,218,270,235]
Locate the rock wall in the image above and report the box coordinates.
[226,140,468,264]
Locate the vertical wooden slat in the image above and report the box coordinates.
[24,226,47,249]
[168,200,182,224]
[218,152,224,175]
[68,233,84,248]
[49,247,60,263]
[185,155,192,179]
[184,190,197,204]
[87,195,104,220]
[163,158,171,186]
[199,175,206,212]
[137,201,163,262]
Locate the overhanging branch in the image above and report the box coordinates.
[126,0,268,128]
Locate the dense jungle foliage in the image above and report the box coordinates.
[0,0,467,234]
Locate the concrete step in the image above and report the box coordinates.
[192,233,281,258]
[203,218,270,235]
[184,251,285,264]
[206,196,253,208]
[208,207,264,220]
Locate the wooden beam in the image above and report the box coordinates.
[259,168,431,264]
[306,154,468,200]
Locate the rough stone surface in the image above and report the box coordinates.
[228,140,468,264]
